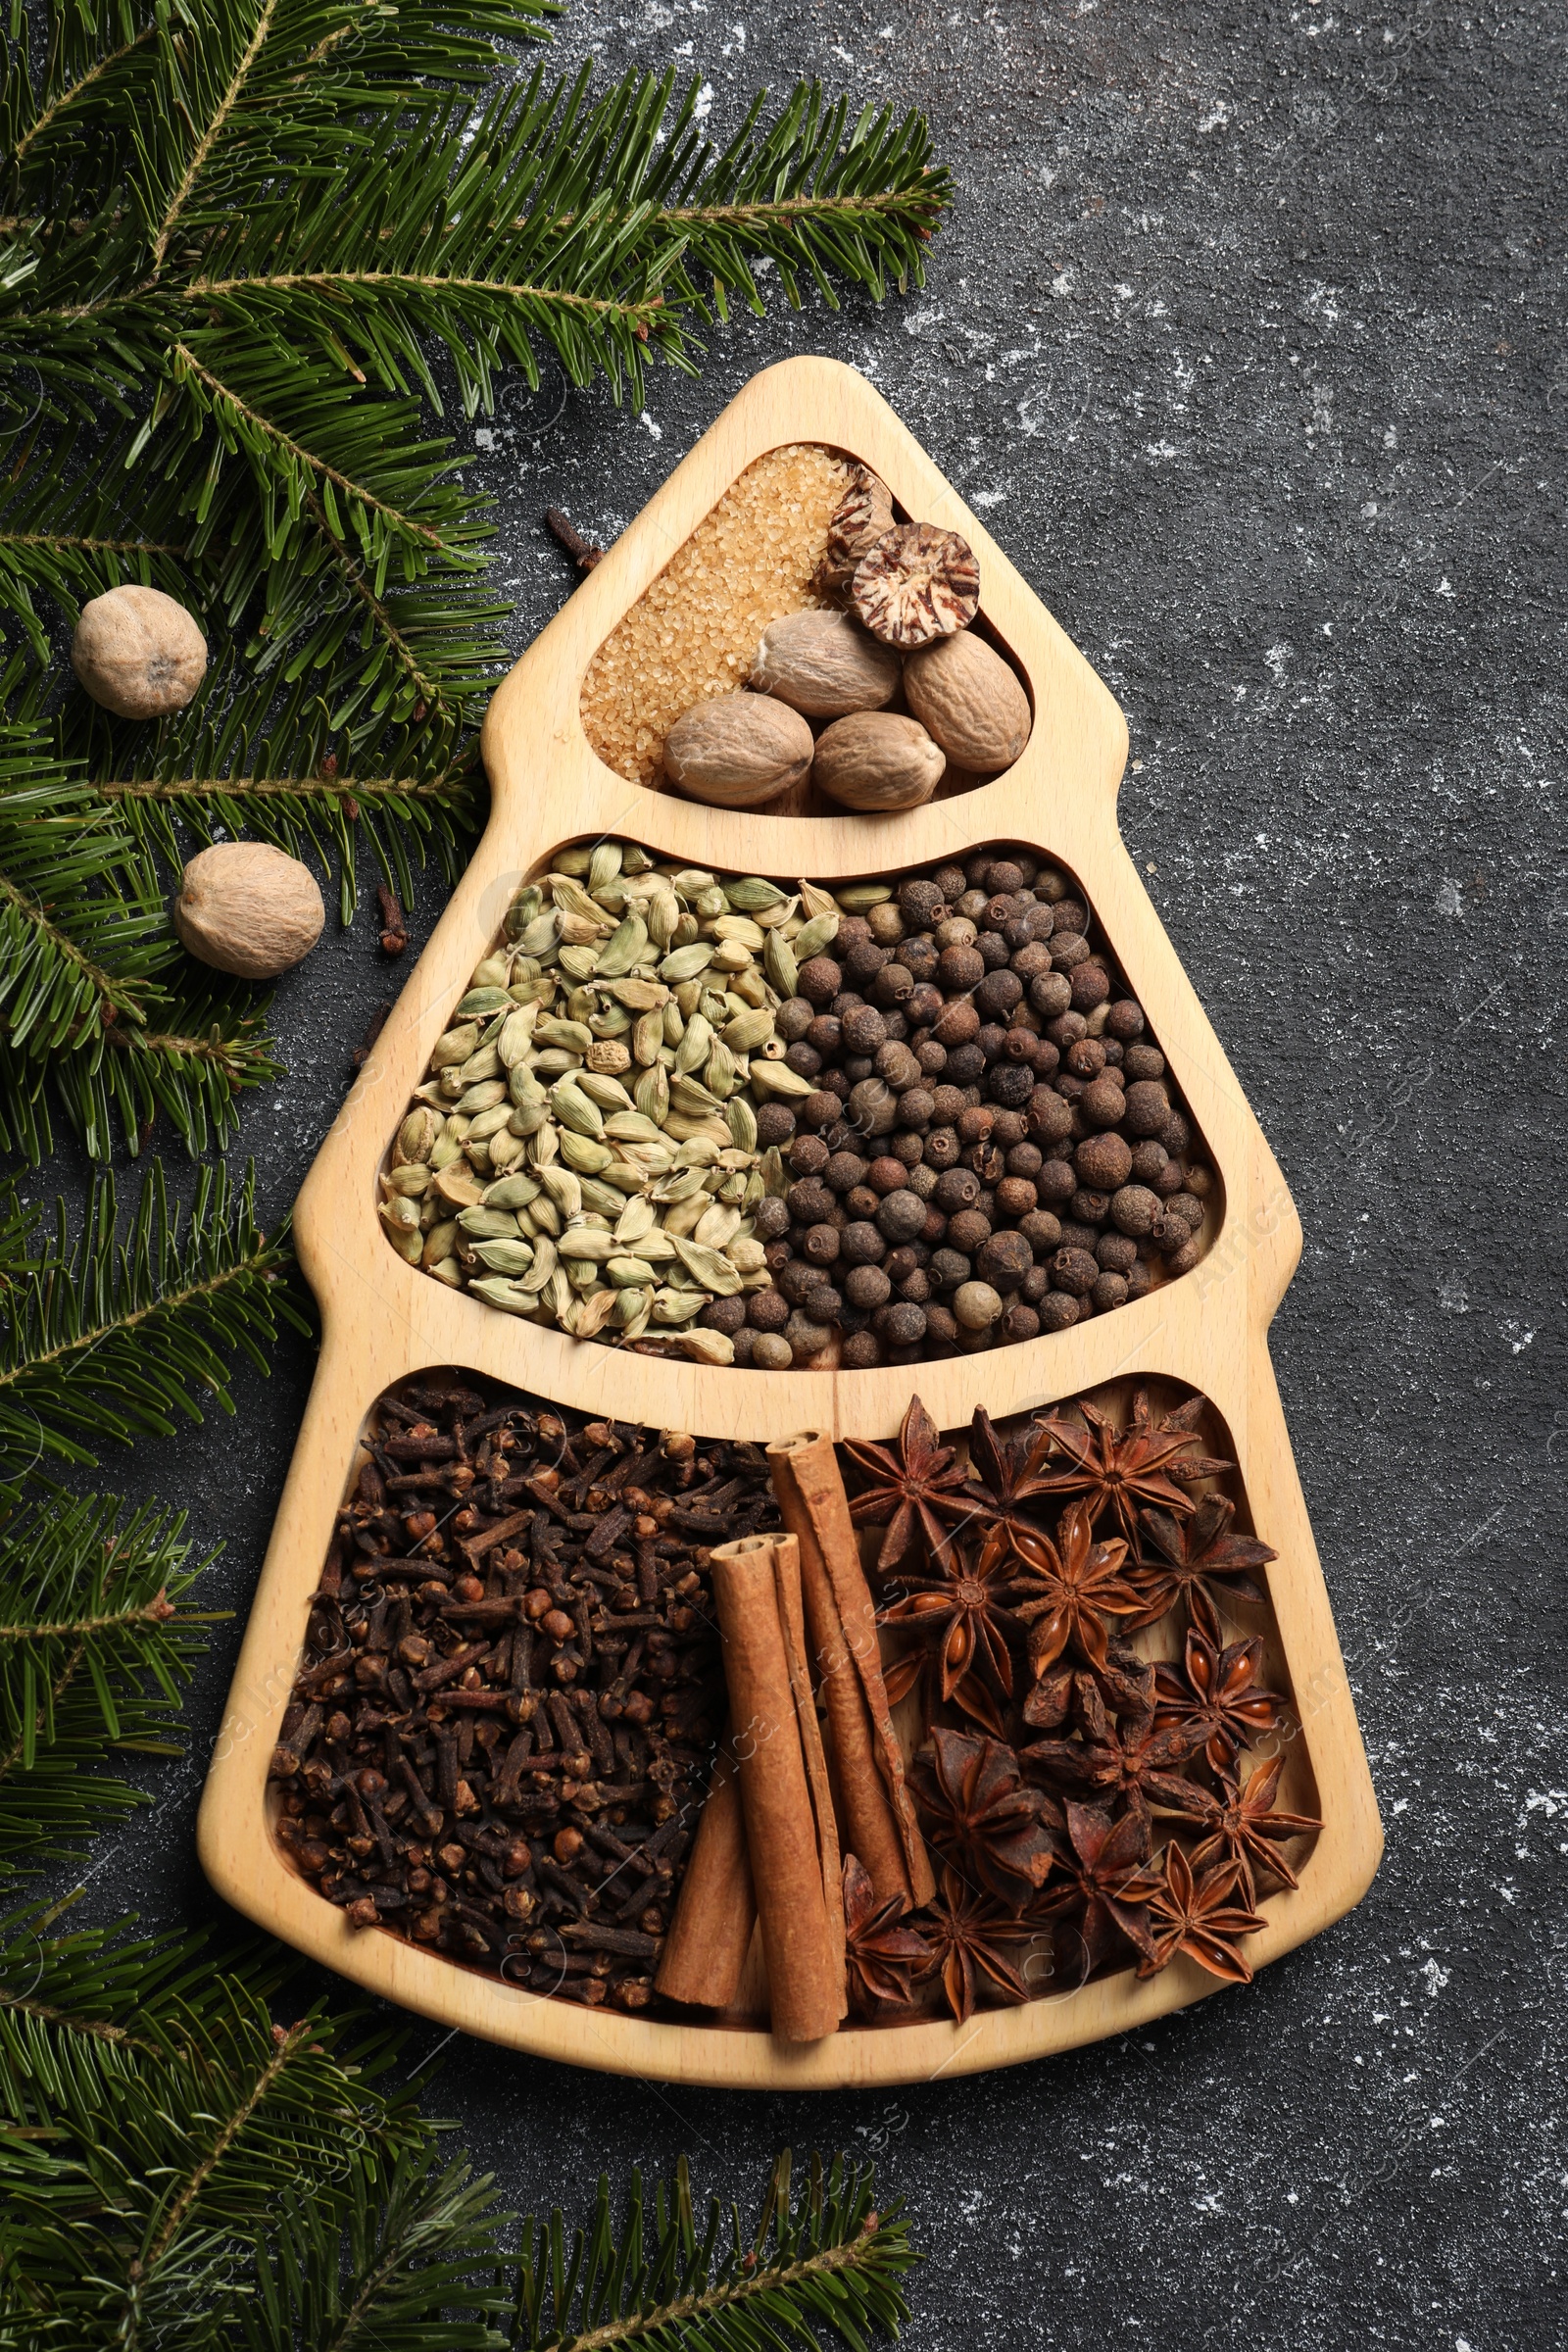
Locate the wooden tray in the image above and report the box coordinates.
[198,357,1382,2087]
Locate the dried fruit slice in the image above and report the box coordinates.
[852,522,980,650]
[816,466,897,592]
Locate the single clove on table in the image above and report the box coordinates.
[270,1378,781,2010]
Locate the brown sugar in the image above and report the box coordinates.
[579,443,854,792]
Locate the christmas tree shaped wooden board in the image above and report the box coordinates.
[199,359,1382,2086]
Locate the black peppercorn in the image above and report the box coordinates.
[1123,1043,1166,1081]
[1049,1247,1099,1298]
[1039,1291,1079,1332]
[1092,1272,1129,1312]
[872,962,914,1007]
[749,1286,790,1331]
[841,1220,885,1265]
[1080,1074,1126,1130]
[845,1262,892,1309]
[798,955,842,1005]
[755,1102,796,1148]
[699,1295,747,1335]
[753,1196,790,1241]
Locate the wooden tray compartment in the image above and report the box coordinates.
[260,1365,1324,2049]
[199,357,1381,2085]
[372,820,1228,1360]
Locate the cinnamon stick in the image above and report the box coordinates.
[654,1735,756,2010]
[768,1432,935,1909]
[709,1534,844,2041]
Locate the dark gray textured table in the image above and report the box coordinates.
[69,4,1565,2344]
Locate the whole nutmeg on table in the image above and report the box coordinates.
[72,584,208,719]
[173,841,325,978]
[812,710,945,812]
[903,629,1032,774]
[853,522,980,650]
[662,692,813,808]
[748,609,901,717]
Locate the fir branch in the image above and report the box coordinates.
[507,2151,917,2352]
[0,1159,308,1491]
[0,1494,222,1879]
[151,0,284,269]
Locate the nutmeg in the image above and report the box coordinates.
[173,842,325,978]
[852,522,980,649]
[662,692,813,808]
[903,629,1032,773]
[811,710,946,813]
[816,466,897,591]
[72,585,208,720]
[748,609,902,717]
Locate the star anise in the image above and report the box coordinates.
[1127,1494,1278,1632]
[1009,1499,1142,1673]
[842,1852,934,2014]
[1152,1621,1290,1773]
[877,1522,1022,1737]
[844,1395,972,1574]
[1170,1755,1323,1899]
[1021,1672,1210,1826]
[1035,1798,1162,1977]
[1136,1842,1267,1984]
[960,1406,1057,1550]
[1027,1391,1229,1546]
[909,1727,1055,1906]
[915,1862,1037,2023]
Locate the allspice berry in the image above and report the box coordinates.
[72,585,208,720]
[173,842,325,978]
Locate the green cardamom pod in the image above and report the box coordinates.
[705,1042,737,1100]
[559,1131,613,1174]
[514,910,561,958]
[646,891,681,950]
[456,986,513,1018]
[537,1016,593,1054]
[429,1021,479,1071]
[659,942,714,984]
[457,1044,503,1086]
[632,1065,669,1125]
[725,1097,758,1153]
[467,1277,535,1316]
[455,1078,509,1114]
[669,1234,743,1296]
[631,1008,664,1065]
[538,1165,583,1219]
[588,839,623,898]
[578,1069,634,1112]
[497,1006,539,1068]
[763,930,798,998]
[394,1106,441,1165]
[760,1145,788,1197]
[609,975,666,1010]
[748,1059,811,1100]
[724,875,787,912]
[593,913,648,977]
[792,911,840,962]
[721,1006,774,1054]
[613,1195,656,1246]
[472,1238,535,1277]
[674,1014,711,1074]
